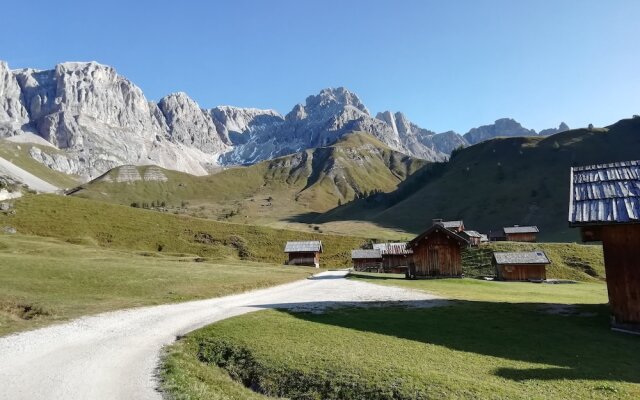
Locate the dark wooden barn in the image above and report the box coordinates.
[460,230,482,247]
[493,251,550,281]
[284,241,323,268]
[503,225,539,242]
[351,249,383,272]
[407,222,469,278]
[488,229,506,242]
[569,160,640,334]
[372,242,413,272]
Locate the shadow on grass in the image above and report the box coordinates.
[250,299,640,385]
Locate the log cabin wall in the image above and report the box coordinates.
[600,224,640,331]
[505,232,537,242]
[353,259,383,272]
[382,254,410,269]
[411,230,463,277]
[496,264,546,281]
[288,252,319,266]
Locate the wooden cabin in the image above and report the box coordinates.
[284,241,322,268]
[493,251,550,281]
[441,219,465,233]
[351,249,383,272]
[569,160,640,334]
[406,222,469,278]
[488,229,506,242]
[459,230,482,247]
[372,242,413,273]
[503,225,539,242]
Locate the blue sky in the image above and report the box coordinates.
[1,0,639,133]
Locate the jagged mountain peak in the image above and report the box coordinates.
[305,87,369,115]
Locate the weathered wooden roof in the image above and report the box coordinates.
[408,224,469,248]
[351,249,382,259]
[569,160,640,225]
[479,234,489,242]
[461,230,482,238]
[503,226,539,234]
[284,241,323,253]
[372,242,413,255]
[493,251,550,265]
[442,220,464,229]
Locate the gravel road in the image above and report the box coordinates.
[0,270,442,400]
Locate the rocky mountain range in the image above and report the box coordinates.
[0,60,569,180]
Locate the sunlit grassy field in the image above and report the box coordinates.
[0,235,312,336]
[161,275,640,400]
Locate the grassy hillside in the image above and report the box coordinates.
[316,117,640,241]
[0,139,81,189]
[0,194,366,267]
[70,133,425,235]
[162,281,640,400]
[0,235,313,336]
[462,242,605,281]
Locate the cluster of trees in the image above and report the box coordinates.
[130,200,167,209]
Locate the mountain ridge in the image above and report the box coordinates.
[1,60,569,179]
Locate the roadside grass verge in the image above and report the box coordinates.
[349,273,608,303]
[162,290,640,399]
[0,235,312,336]
[0,194,366,267]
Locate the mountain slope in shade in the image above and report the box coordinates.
[70,132,427,225]
[314,117,640,241]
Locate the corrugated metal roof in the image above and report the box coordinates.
[351,249,382,259]
[569,160,640,224]
[372,242,413,255]
[503,226,539,234]
[493,251,550,265]
[442,220,464,229]
[284,241,322,253]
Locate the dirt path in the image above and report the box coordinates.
[0,270,442,400]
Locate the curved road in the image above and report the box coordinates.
[0,270,441,400]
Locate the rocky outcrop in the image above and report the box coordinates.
[0,61,29,136]
[463,118,537,145]
[158,92,228,152]
[539,122,570,136]
[211,106,283,145]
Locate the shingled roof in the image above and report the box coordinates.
[351,249,382,259]
[493,251,550,265]
[284,241,323,253]
[372,242,413,255]
[569,160,640,225]
[408,224,469,248]
[503,226,539,234]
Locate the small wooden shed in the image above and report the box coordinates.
[351,249,383,272]
[284,241,323,268]
[407,222,469,278]
[488,229,506,242]
[460,230,482,247]
[372,242,413,272]
[493,251,550,281]
[503,225,539,242]
[569,160,640,333]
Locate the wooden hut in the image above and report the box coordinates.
[351,249,383,272]
[406,222,469,278]
[503,225,539,242]
[459,230,482,247]
[569,160,640,334]
[493,251,550,281]
[372,242,413,273]
[441,219,465,233]
[284,241,322,268]
[488,229,506,242]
